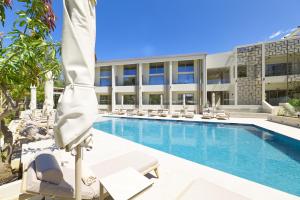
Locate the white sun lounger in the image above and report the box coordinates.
[177,178,250,200]
[149,110,159,117]
[202,109,213,119]
[172,111,181,118]
[215,110,230,120]
[159,109,168,117]
[182,111,194,118]
[21,151,159,200]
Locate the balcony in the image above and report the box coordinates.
[207,79,230,84]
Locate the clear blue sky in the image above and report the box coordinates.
[2,0,300,61]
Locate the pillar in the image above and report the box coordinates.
[111,65,116,111]
[234,48,238,105]
[168,61,173,113]
[138,63,143,110]
[202,57,207,108]
[262,43,266,103]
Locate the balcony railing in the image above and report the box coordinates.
[207,79,230,84]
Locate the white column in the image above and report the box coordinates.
[183,94,186,106]
[30,85,37,110]
[202,57,207,108]
[262,43,266,103]
[138,63,143,110]
[234,48,238,105]
[111,65,116,111]
[160,94,163,107]
[168,61,173,113]
[121,94,124,106]
[212,92,215,107]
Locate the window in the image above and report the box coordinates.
[123,65,137,85]
[178,74,194,84]
[124,65,137,76]
[149,94,161,105]
[177,61,195,84]
[265,63,290,76]
[237,65,247,78]
[123,95,136,105]
[149,63,164,74]
[178,93,195,105]
[124,77,136,85]
[100,78,111,86]
[99,95,111,105]
[99,66,112,86]
[149,63,164,85]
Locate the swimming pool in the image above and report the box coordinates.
[93,117,300,196]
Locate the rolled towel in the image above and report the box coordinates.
[82,164,97,186]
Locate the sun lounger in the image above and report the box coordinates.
[202,109,213,119]
[172,111,181,118]
[215,110,230,120]
[137,110,146,116]
[159,109,168,117]
[183,111,194,118]
[177,178,250,200]
[149,110,159,117]
[127,109,138,116]
[21,151,159,200]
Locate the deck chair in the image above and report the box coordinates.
[182,110,194,118]
[215,110,230,120]
[159,109,168,117]
[177,178,250,200]
[21,151,159,200]
[171,111,181,118]
[149,110,159,117]
[202,109,213,119]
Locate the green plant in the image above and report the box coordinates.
[0,0,60,163]
[288,98,300,107]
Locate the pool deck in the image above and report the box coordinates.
[8,115,300,200]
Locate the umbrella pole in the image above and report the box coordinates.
[75,144,82,200]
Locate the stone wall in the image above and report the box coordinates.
[237,45,262,105]
[265,38,300,96]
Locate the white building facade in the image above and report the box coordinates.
[95,36,300,113]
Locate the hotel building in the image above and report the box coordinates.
[95,32,300,114]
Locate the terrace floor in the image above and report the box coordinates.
[2,115,300,200]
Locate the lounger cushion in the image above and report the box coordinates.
[25,161,99,199]
[35,153,63,185]
[91,151,158,178]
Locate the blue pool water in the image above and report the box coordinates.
[93,117,300,196]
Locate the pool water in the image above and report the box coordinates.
[93,117,300,196]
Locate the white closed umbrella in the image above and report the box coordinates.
[54,0,97,199]
[30,85,37,111]
[42,71,54,116]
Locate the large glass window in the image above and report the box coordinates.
[124,77,136,85]
[124,65,137,76]
[178,93,195,105]
[177,61,195,84]
[237,65,247,78]
[266,63,290,76]
[123,65,137,85]
[148,63,164,85]
[123,95,136,105]
[178,74,194,84]
[99,66,112,86]
[100,78,111,86]
[99,95,111,105]
[149,94,161,105]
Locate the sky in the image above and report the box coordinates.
[1,0,300,61]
